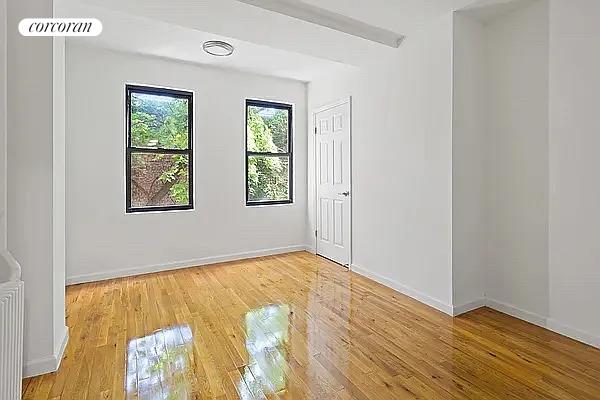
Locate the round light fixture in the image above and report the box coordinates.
[202,40,234,57]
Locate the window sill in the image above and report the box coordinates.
[125,206,194,215]
[246,201,294,208]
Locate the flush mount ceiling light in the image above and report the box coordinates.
[203,40,235,57]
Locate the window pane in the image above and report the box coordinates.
[130,152,190,208]
[247,105,289,153]
[247,155,290,202]
[130,92,189,149]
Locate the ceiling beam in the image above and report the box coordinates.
[235,0,405,48]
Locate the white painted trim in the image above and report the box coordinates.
[23,356,57,379]
[24,326,68,378]
[313,96,350,115]
[313,97,353,267]
[0,0,21,282]
[235,0,404,48]
[485,298,547,327]
[66,245,310,285]
[351,263,454,315]
[546,319,600,349]
[452,298,486,316]
[453,297,600,349]
[67,248,600,351]
[348,96,353,268]
[54,326,69,370]
[340,261,599,349]
[485,298,600,349]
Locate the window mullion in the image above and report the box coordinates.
[128,147,189,154]
[246,151,291,157]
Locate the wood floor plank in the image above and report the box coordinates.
[23,251,600,399]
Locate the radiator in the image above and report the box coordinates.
[0,281,24,400]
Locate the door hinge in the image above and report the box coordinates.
[314,126,317,135]
[315,229,317,237]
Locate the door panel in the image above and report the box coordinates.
[319,142,329,184]
[333,200,344,246]
[319,198,330,242]
[315,101,351,266]
[333,139,343,184]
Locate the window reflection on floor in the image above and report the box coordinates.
[238,304,291,398]
[124,307,291,399]
[126,324,194,400]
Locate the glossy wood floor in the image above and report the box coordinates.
[22,251,600,399]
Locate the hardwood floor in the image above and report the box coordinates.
[22,251,600,399]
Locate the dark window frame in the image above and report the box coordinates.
[245,99,294,206]
[125,84,194,213]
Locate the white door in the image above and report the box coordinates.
[315,100,351,266]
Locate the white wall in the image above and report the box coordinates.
[60,0,599,349]
[0,0,20,285]
[306,66,358,248]
[0,0,6,282]
[451,13,486,310]
[308,14,455,313]
[453,0,550,316]
[483,0,550,317]
[548,0,600,345]
[453,0,599,347]
[307,1,600,350]
[7,0,68,376]
[53,34,68,365]
[66,44,308,283]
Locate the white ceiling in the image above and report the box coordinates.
[457,0,538,24]
[296,0,490,32]
[57,0,486,82]
[59,2,351,82]
[235,0,405,48]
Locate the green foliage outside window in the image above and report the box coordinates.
[129,93,292,207]
[247,105,291,202]
[130,93,190,207]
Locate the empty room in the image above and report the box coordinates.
[1,0,600,399]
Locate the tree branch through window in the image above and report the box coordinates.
[126,85,194,213]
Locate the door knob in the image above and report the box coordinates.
[338,191,350,197]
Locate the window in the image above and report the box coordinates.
[245,99,293,206]
[126,85,193,213]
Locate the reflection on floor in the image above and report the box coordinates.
[239,304,290,399]
[22,251,600,399]
[126,325,194,399]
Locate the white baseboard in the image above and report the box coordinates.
[66,245,310,285]
[54,326,69,370]
[345,263,599,349]
[350,263,454,315]
[24,326,69,378]
[485,298,600,349]
[484,298,547,327]
[452,298,486,316]
[66,250,599,351]
[546,318,600,349]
